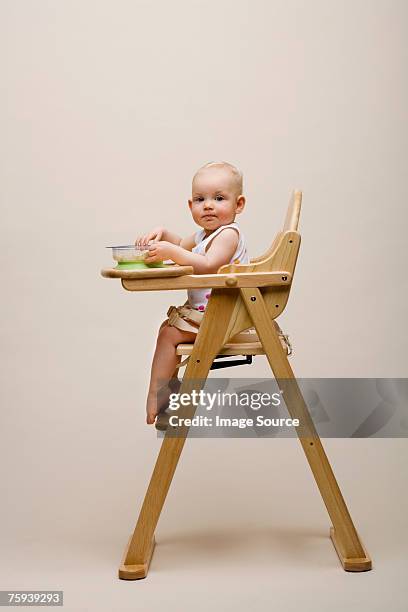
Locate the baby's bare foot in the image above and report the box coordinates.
[146,379,181,425]
[146,398,170,424]
[146,393,159,425]
[146,411,157,425]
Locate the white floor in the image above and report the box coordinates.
[1,439,407,612]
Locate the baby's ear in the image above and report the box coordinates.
[188,199,193,211]
[236,195,246,214]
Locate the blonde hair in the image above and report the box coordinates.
[193,161,243,195]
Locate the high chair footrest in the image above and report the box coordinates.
[210,355,253,369]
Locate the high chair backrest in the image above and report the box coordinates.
[218,190,302,321]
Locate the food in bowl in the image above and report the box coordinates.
[106,244,165,269]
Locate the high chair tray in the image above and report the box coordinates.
[101,264,194,279]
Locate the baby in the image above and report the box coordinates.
[136,161,249,425]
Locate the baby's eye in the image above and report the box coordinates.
[215,195,224,201]
[195,197,204,202]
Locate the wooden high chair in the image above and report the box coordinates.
[101,190,372,579]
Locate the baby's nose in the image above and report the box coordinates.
[204,199,214,208]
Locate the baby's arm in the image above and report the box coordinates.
[179,234,196,251]
[145,228,239,274]
[136,226,195,250]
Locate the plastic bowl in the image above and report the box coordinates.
[106,244,165,269]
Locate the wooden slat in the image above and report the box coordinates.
[101,265,193,279]
[176,341,264,356]
[240,287,370,567]
[121,271,292,292]
[283,190,302,232]
[121,290,239,576]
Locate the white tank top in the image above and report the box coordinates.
[187,222,249,311]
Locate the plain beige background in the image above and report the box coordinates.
[1,1,407,611]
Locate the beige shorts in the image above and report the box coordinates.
[166,304,259,340]
[166,304,292,355]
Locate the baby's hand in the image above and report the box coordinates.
[144,241,176,262]
[135,226,164,246]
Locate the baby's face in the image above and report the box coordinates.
[188,167,245,233]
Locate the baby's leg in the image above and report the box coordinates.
[146,322,197,424]
[158,319,182,390]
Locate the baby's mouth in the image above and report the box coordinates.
[202,214,216,220]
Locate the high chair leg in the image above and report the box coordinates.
[119,291,239,579]
[240,288,372,571]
